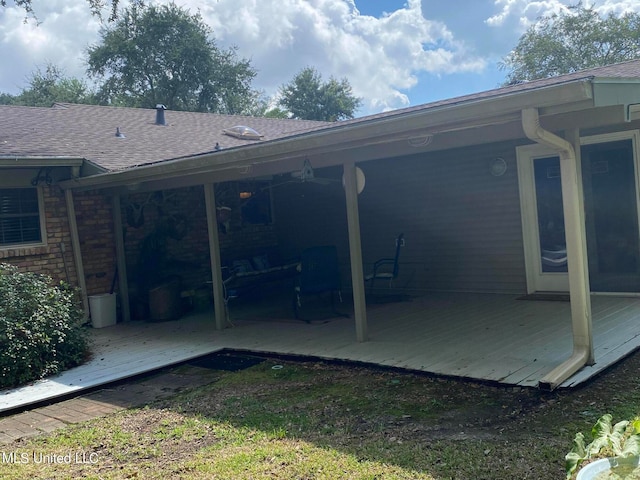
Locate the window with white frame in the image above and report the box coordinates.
[0,188,44,247]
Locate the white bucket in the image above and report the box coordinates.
[89,293,117,328]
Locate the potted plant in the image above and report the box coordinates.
[566,414,640,479]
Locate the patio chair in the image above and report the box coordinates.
[294,245,344,321]
[365,233,404,294]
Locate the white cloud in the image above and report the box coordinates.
[485,0,570,29]
[0,0,100,92]
[486,0,640,31]
[195,0,487,112]
[2,0,640,114]
[0,0,486,114]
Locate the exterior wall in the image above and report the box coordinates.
[0,140,536,303]
[74,190,117,296]
[0,183,79,287]
[361,142,527,294]
[272,168,351,277]
[121,185,280,295]
[274,142,528,295]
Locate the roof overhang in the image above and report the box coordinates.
[591,79,640,120]
[58,77,640,193]
[0,157,85,168]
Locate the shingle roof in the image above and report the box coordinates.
[0,103,331,171]
[3,59,640,173]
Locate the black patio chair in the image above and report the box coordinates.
[293,245,344,321]
[365,233,404,294]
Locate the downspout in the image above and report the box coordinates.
[521,108,594,390]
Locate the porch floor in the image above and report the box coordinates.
[2,292,640,413]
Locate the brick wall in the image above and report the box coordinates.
[0,184,78,286]
[1,181,288,304]
[74,190,117,296]
[0,186,117,297]
[121,185,280,293]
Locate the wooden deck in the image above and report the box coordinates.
[2,292,640,413]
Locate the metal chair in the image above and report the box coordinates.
[365,233,404,294]
[294,245,343,321]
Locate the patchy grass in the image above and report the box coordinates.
[2,351,640,479]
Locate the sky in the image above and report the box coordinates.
[1,0,640,116]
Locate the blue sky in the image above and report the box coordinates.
[1,0,639,116]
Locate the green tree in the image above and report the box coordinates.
[86,3,258,114]
[501,4,640,84]
[0,93,16,105]
[241,91,289,118]
[278,67,362,121]
[0,64,95,107]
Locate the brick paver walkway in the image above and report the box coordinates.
[0,365,219,445]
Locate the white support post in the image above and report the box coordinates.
[343,162,368,342]
[111,194,131,322]
[204,183,227,330]
[64,189,89,321]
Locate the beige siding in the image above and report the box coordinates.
[361,142,527,294]
[275,143,527,294]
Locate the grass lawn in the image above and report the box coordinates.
[1,349,640,479]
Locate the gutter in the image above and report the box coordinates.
[0,157,84,168]
[521,108,594,390]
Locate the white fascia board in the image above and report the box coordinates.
[0,157,85,168]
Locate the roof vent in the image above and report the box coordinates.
[155,104,166,125]
[223,125,263,140]
[115,127,126,138]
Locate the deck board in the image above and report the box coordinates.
[2,293,640,413]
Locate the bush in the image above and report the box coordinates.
[0,263,90,389]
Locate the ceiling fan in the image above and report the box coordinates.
[270,159,341,188]
[291,159,340,185]
[268,159,366,193]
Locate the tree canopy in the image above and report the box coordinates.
[278,67,362,121]
[86,3,258,114]
[0,64,95,106]
[501,4,640,84]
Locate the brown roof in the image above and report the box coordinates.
[0,103,331,172]
[3,59,640,173]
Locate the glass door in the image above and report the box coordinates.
[518,132,640,293]
[582,139,640,292]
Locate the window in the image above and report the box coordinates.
[238,181,272,225]
[0,188,43,247]
[215,181,273,232]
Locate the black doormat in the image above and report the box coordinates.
[188,352,265,371]
[516,293,570,302]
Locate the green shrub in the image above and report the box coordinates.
[0,263,90,389]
